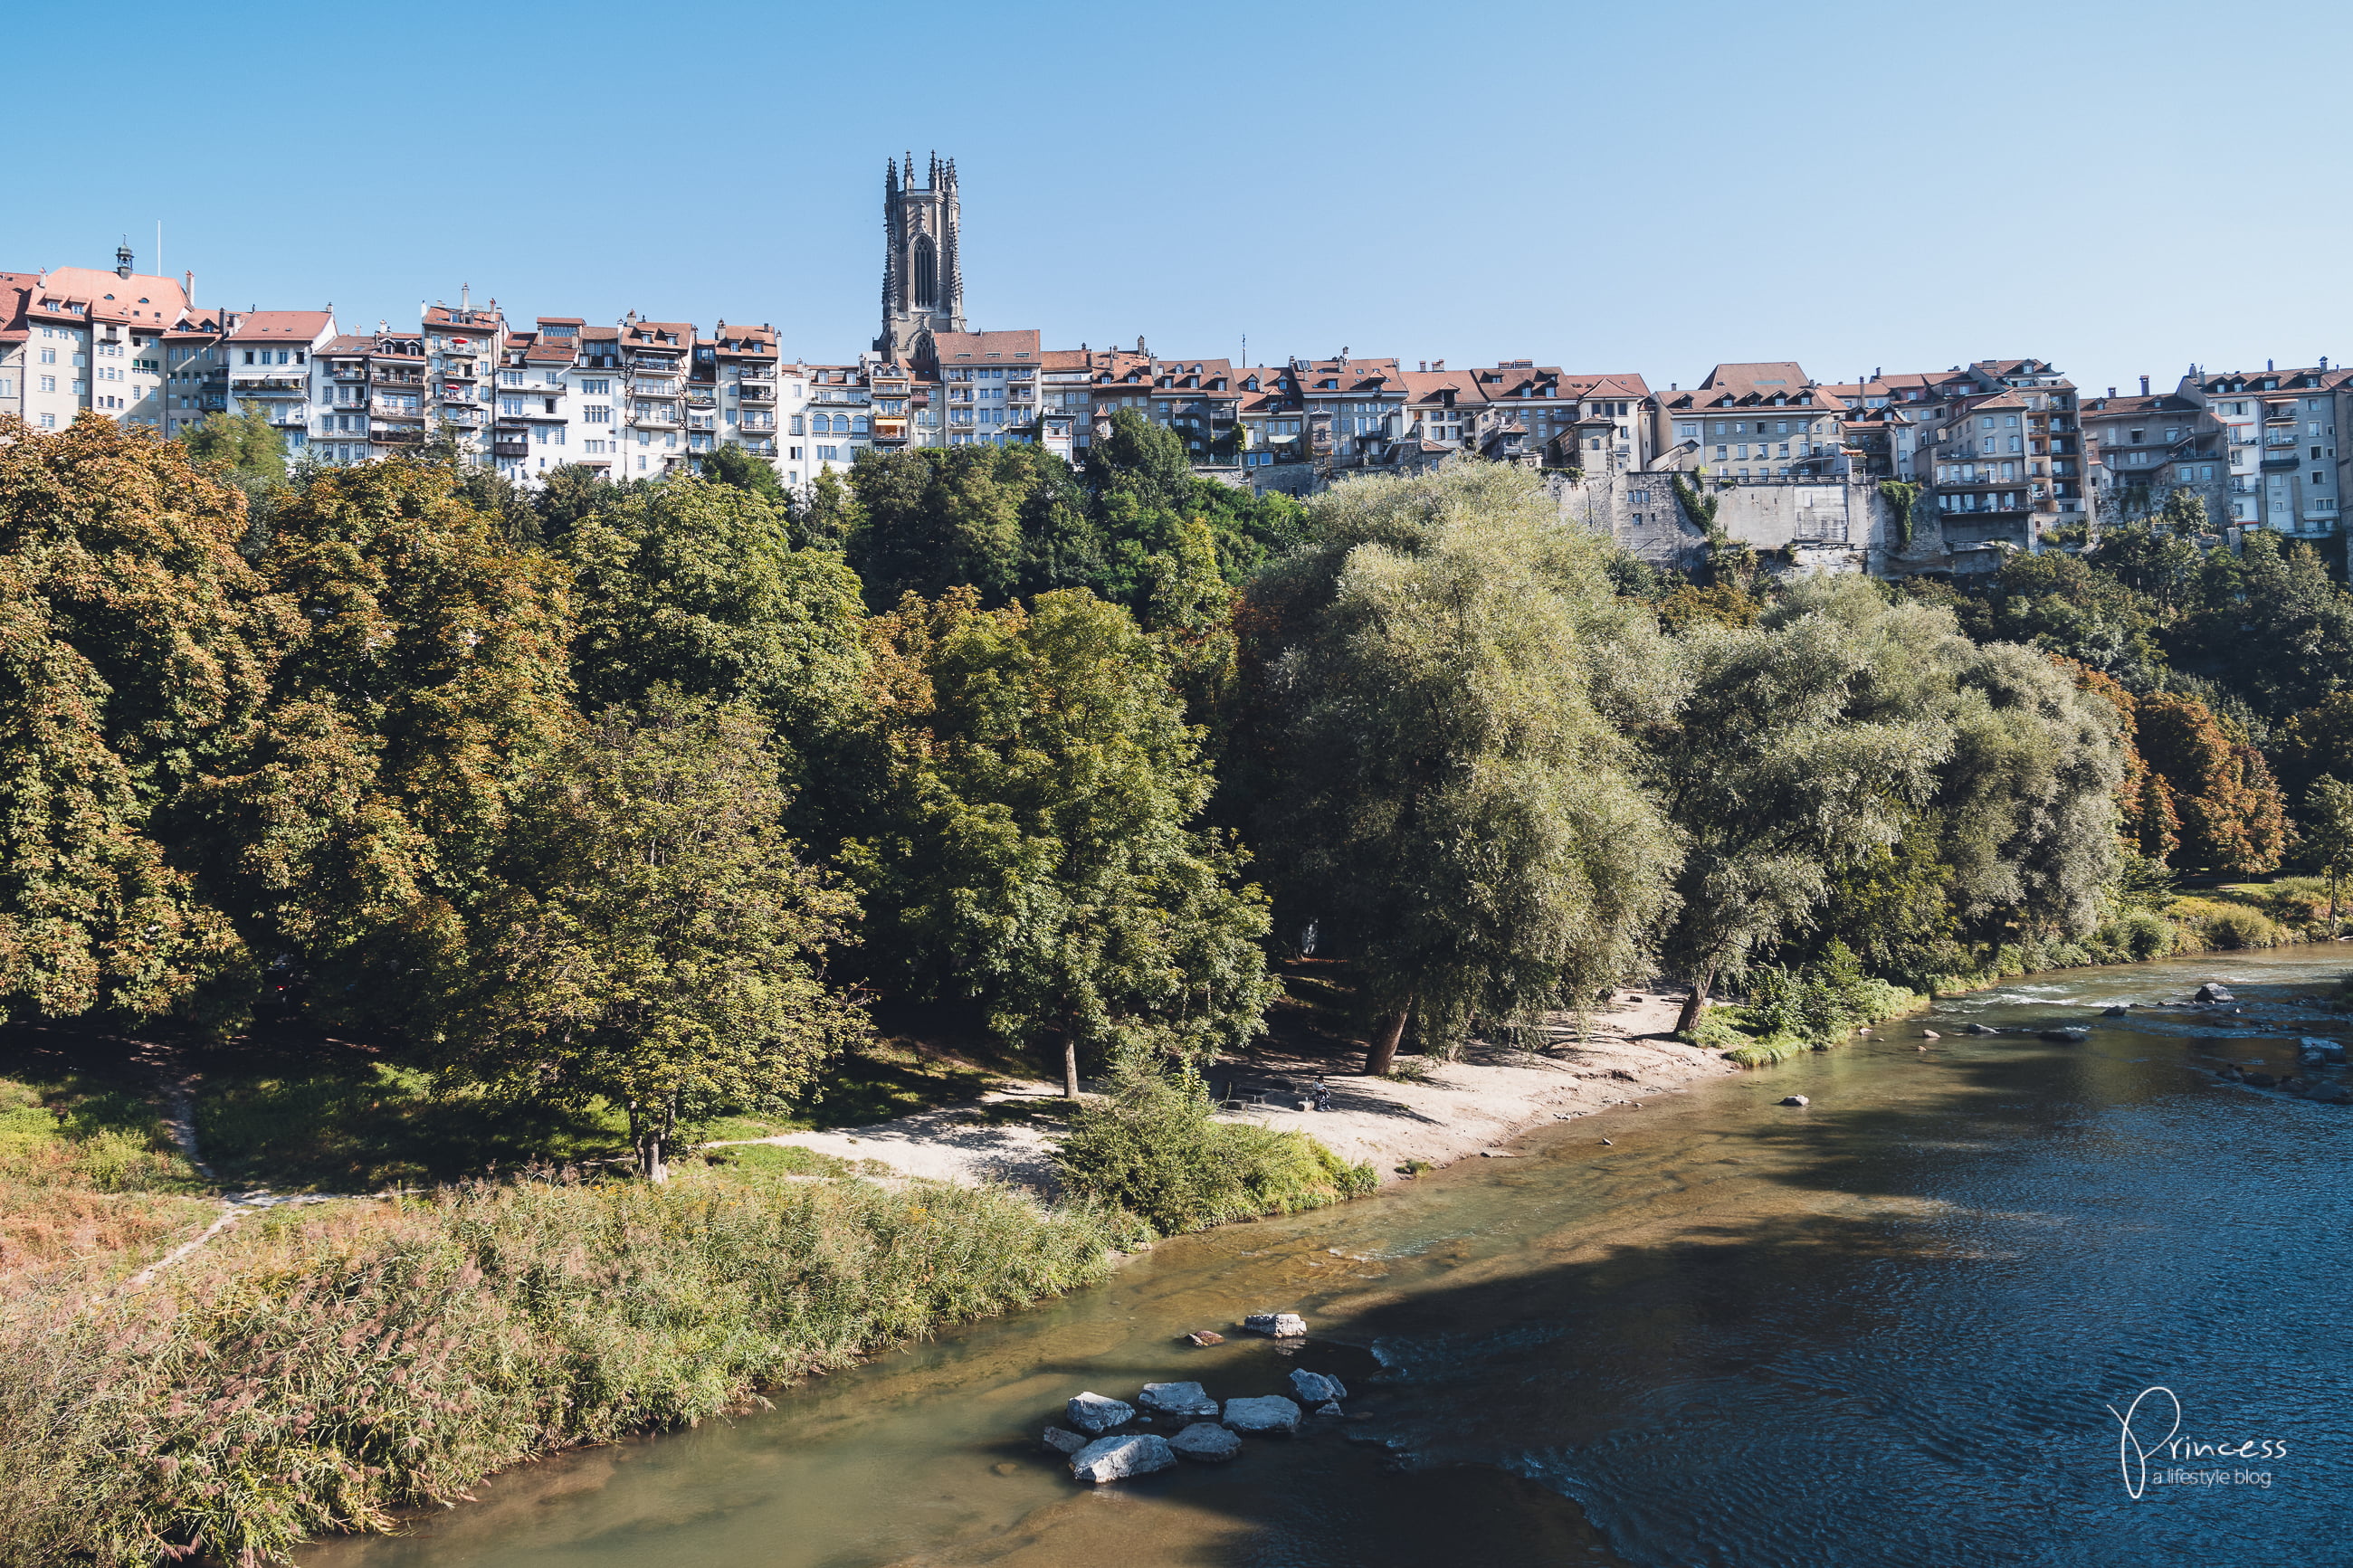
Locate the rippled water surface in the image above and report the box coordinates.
[309,947,2353,1567]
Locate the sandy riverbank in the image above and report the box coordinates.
[707,993,1739,1195]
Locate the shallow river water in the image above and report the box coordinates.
[310,947,2353,1567]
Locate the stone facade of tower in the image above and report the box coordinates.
[875,152,966,369]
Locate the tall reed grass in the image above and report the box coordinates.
[0,1170,1140,1566]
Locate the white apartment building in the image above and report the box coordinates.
[226,309,335,456]
[423,297,505,464]
[2168,365,2347,535]
[0,250,221,435]
[619,316,691,479]
[794,363,872,479]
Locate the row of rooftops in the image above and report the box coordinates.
[10,261,2344,470]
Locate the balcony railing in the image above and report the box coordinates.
[230,378,307,395]
[371,400,425,417]
[738,386,775,404]
[492,440,530,458]
[373,428,424,445]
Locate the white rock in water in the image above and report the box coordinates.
[1066,1392,1136,1434]
[1169,1421,1242,1461]
[1069,1432,1176,1483]
[1222,1395,1303,1435]
[2299,1037,2348,1063]
[1040,1426,1088,1455]
[1289,1368,1348,1403]
[1243,1312,1308,1337]
[1316,1401,1344,1417]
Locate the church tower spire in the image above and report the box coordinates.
[875,149,967,370]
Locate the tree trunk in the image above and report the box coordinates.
[1364,1006,1410,1077]
[641,1135,668,1184]
[1062,1032,1081,1099]
[2332,866,2342,939]
[1674,968,1715,1037]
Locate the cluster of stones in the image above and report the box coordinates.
[1042,1316,1348,1484]
[2217,1037,2352,1102]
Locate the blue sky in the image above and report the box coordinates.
[18,0,2350,394]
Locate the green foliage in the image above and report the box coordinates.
[843,588,1278,1087]
[1880,480,1923,546]
[2302,777,2353,932]
[559,474,869,791]
[0,419,273,1031]
[186,458,576,1032]
[697,442,787,503]
[1052,1061,1374,1235]
[0,1168,1137,1565]
[443,691,869,1178]
[1250,464,1679,1058]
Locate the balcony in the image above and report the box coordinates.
[330,366,369,381]
[229,377,307,396]
[630,357,682,375]
[442,363,479,382]
[631,405,681,429]
[371,400,424,418]
[687,390,715,407]
[740,416,776,432]
[2263,453,2301,470]
[443,409,482,427]
[376,370,425,385]
[738,385,775,405]
[492,439,530,458]
[439,388,481,405]
[372,428,424,445]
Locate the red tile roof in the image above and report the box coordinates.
[931,328,1043,361]
[228,309,333,343]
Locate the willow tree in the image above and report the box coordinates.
[1653,583,1952,1033]
[1252,463,1679,1071]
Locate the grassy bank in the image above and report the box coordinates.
[0,1069,1141,1568]
[1686,879,2347,1067]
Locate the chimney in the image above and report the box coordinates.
[1433,358,1444,371]
[2107,387,2116,398]
[2267,358,2274,372]
[2139,375,2150,395]
[183,269,194,302]
[1419,361,1427,373]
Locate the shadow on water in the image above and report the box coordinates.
[304,947,2353,1568]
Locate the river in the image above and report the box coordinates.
[308,946,2353,1566]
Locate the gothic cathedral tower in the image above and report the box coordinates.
[876,151,966,366]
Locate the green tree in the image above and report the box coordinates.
[0,416,275,1030]
[2172,530,2353,721]
[788,466,865,552]
[178,402,289,552]
[447,691,866,1179]
[2302,777,2353,936]
[532,462,623,540]
[1251,464,1678,1069]
[843,587,1277,1096]
[2272,690,2353,806]
[560,475,868,794]
[1083,407,1194,516]
[699,442,788,503]
[186,459,576,1031]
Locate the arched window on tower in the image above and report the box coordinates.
[913,236,937,310]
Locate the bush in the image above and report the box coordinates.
[2105,909,2177,962]
[1053,1066,1376,1235]
[2204,905,2282,950]
[0,1168,1136,1565]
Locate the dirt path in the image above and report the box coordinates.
[709,993,1735,1196]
